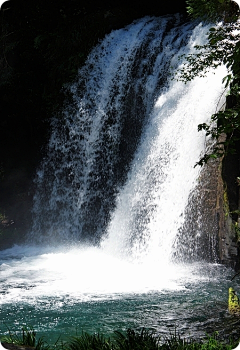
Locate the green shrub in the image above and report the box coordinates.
[67,332,113,350]
[0,327,238,350]
[1,325,49,350]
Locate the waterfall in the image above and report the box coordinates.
[30,15,227,263]
[1,16,235,339]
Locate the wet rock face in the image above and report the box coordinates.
[173,149,240,269]
[222,139,240,221]
[216,171,239,270]
[221,138,240,270]
[228,287,240,315]
[173,156,222,263]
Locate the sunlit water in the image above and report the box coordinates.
[1,15,240,345]
[0,245,240,343]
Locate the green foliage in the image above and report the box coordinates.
[1,325,49,350]
[1,328,237,350]
[0,327,237,350]
[66,330,237,350]
[67,332,113,350]
[186,0,239,22]
[177,23,240,81]
[113,328,160,349]
[176,17,240,166]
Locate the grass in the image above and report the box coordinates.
[1,326,49,350]
[0,326,238,350]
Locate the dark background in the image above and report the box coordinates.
[0,0,186,246]
[0,0,187,170]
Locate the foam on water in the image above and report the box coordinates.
[0,244,226,306]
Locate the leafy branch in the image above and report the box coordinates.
[186,0,239,22]
[176,17,240,166]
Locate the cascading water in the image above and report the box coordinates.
[31,15,224,254]
[0,14,239,343]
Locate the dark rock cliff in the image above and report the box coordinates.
[221,139,240,270]
[173,135,240,270]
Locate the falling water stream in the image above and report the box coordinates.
[1,14,240,344]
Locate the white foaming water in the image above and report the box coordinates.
[30,16,227,246]
[0,244,218,305]
[101,66,227,264]
[0,16,228,305]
